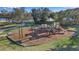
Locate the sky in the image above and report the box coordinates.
[0,7,76,13]
[26,7,76,12]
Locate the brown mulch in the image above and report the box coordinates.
[7,28,74,46]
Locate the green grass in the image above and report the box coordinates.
[3,24,17,27]
[0,36,71,51]
[66,27,76,31]
[0,35,77,51]
[1,24,79,51]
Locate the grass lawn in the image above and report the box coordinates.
[0,37,71,51]
[0,24,79,51]
[66,27,76,31]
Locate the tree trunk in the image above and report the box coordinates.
[20,22,23,38]
[18,22,23,39]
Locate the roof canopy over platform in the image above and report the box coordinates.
[46,18,55,22]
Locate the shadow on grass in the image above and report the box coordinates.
[48,25,79,51]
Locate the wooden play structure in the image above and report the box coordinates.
[7,18,70,46]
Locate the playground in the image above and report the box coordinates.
[7,24,74,46]
[0,7,79,51]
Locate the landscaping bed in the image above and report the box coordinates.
[7,28,74,46]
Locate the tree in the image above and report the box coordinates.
[40,8,50,24]
[50,12,55,19]
[61,8,79,24]
[0,8,9,22]
[31,8,41,24]
[31,8,50,24]
[13,7,27,39]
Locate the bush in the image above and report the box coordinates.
[53,38,71,49]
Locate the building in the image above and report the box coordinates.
[0,18,7,22]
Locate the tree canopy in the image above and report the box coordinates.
[0,7,79,24]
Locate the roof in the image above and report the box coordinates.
[46,18,55,22]
[63,18,75,21]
